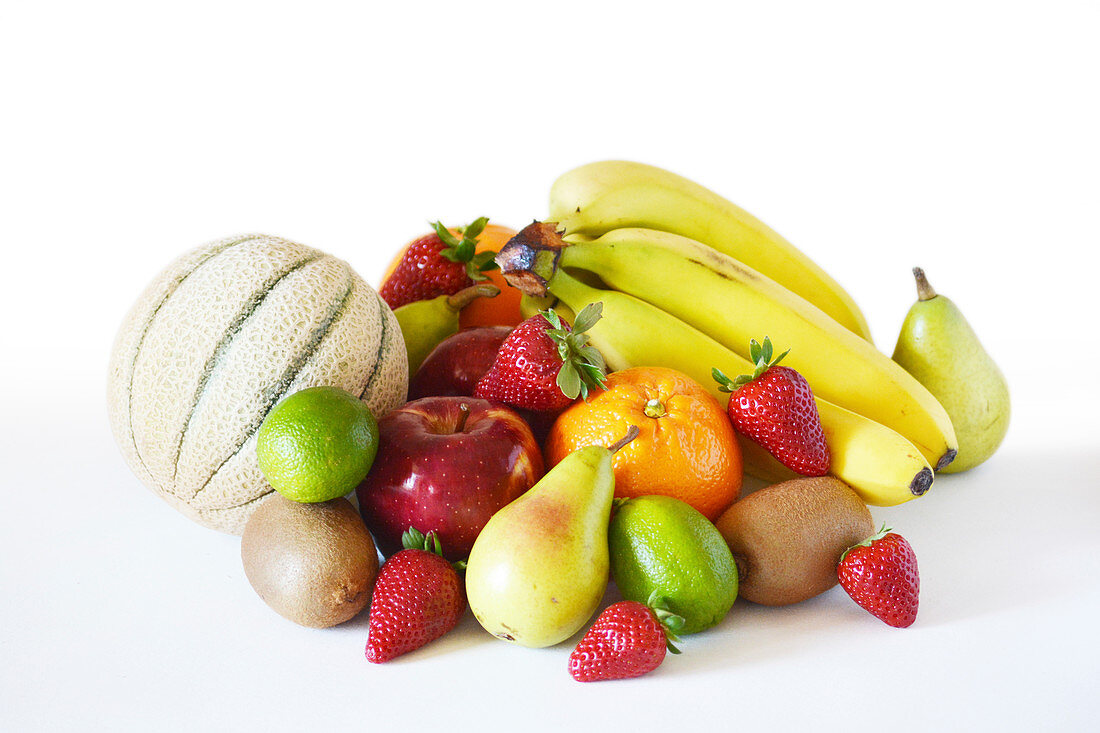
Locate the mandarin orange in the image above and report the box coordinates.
[546,366,742,520]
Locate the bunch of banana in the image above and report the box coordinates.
[549,160,872,341]
[516,270,934,506]
[498,162,960,505]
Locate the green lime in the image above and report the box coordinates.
[256,386,379,503]
[609,495,739,634]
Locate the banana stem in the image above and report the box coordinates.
[495,222,568,297]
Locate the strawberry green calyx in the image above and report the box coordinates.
[840,523,893,562]
[432,217,498,282]
[402,527,445,556]
[645,590,685,654]
[544,303,608,401]
[712,336,791,392]
[402,527,467,572]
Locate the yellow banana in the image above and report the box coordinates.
[533,268,932,506]
[548,160,872,341]
[519,293,556,319]
[504,224,957,470]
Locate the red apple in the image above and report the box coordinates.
[408,326,512,400]
[356,396,543,561]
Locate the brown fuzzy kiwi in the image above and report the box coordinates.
[715,476,873,606]
[241,495,379,628]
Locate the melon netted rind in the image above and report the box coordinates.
[107,234,407,535]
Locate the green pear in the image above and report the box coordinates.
[465,428,636,648]
[393,283,498,379]
[892,268,1009,473]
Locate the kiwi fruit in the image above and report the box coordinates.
[715,476,873,606]
[241,495,379,628]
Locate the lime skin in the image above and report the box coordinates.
[609,495,739,634]
[257,386,379,503]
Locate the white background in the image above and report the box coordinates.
[2,1,1099,731]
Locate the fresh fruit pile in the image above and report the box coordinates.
[108,162,1011,680]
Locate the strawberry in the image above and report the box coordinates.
[380,217,497,310]
[837,524,920,628]
[712,336,830,476]
[474,303,607,414]
[365,528,466,663]
[569,593,684,682]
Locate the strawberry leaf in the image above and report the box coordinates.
[556,361,583,400]
[730,336,791,387]
[544,307,564,331]
[431,218,493,273]
[401,526,446,557]
[577,345,606,373]
[646,590,685,654]
[570,302,603,334]
[840,523,893,562]
[401,526,426,549]
[712,367,737,393]
[428,218,499,281]
[431,221,462,248]
[456,238,477,262]
[459,216,489,240]
[542,303,608,402]
[576,363,606,400]
[471,250,499,273]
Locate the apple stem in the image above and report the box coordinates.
[608,424,640,454]
[455,402,471,433]
[912,267,937,301]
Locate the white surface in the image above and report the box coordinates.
[2,2,1099,731]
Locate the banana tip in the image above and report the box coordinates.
[910,467,934,497]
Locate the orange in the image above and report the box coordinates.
[546,367,743,521]
[381,222,524,329]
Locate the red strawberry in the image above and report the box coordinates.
[380,217,497,310]
[365,528,466,663]
[569,594,684,683]
[713,336,830,476]
[837,525,920,628]
[474,303,607,414]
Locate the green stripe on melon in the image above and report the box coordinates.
[107,233,407,534]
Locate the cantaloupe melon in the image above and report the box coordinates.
[107,234,407,534]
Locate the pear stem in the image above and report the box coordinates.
[608,424,640,453]
[446,283,500,312]
[912,267,937,301]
